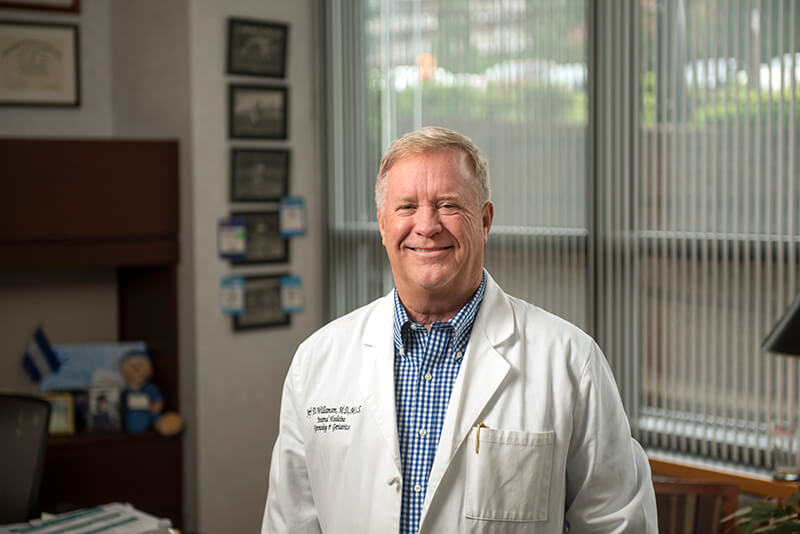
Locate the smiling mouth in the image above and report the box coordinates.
[407,246,453,252]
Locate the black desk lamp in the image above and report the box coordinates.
[762,293,800,481]
[762,293,800,357]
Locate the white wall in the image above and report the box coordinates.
[107,0,197,527]
[0,2,323,532]
[0,268,118,396]
[187,1,322,532]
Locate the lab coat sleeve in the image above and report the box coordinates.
[261,353,322,534]
[563,342,658,533]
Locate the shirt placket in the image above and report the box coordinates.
[393,275,485,534]
[405,324,426,525]
[411,325,452,518]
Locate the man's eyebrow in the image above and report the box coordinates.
[437,193,465,202]
[389,193,467,205]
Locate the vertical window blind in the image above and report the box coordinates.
[322,0,800,469]
[629,0,799,466]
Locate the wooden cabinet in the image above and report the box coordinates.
[0,138,183,527]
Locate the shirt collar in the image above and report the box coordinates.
[392,270,487,360]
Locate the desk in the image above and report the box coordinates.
[649,456,800,499]
[40,432,182,527]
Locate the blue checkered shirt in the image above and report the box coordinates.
[393,272,486,534]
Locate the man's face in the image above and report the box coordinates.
[377,149,493,301]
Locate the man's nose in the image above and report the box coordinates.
[414,206,442,236]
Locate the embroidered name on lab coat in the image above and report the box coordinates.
[306,404,362,433]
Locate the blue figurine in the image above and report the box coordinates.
[120,351,163,433]
[120,350,183,435]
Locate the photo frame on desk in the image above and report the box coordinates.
[227,18,288,78]
[88,386,121,432]
[230,148,289,202]
[233,274,291,330]
[0,21,80,106]
[231,210,289,264]
[42,392,74,436]
[228,83,288,139]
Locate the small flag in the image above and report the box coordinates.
[22,327,61,383]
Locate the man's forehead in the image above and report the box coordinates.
[391,147,466,167]
[387,150,472,182]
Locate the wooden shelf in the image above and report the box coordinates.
[0,138,183,527]
[0,237,178,269]
[0,139,178,243]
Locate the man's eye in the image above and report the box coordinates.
[440,203,458,211]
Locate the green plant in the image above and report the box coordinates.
[723,491,800,533]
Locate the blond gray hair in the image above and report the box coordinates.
[375,126,490,213]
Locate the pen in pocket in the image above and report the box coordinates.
[475,422,488,453]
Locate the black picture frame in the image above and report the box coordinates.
[231,210,289,265]
[227,18,288,78]
[0,20,80,107]
[230,148,289,202]
[233,273,291,330]
[228,83,288,139]
[0,0,80,13]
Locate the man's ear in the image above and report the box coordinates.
[481,202,494,243]
[377,208,386,246]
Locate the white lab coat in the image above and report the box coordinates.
[262,273,657,533]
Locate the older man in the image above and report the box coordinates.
[262,127,657,533]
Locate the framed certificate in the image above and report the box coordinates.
[0,21,80,106]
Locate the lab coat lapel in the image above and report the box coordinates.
[359,293,402,473]
[420,275,514,524]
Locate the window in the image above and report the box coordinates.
[631,0,800,465]
[322,0,800,469]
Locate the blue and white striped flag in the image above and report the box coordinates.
[22,327,61,382]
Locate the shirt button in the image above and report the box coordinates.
[455,350,463,358]
[414,484,422,493]
[418,428,427,437]
[425,373,432,381]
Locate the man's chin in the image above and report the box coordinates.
[410,273,456,292]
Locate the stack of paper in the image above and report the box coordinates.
[0,503,172,534]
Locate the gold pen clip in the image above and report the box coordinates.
[475,423,488,453]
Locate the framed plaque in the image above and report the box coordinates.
[227,18,288,78]
[228,84,288,139]
[233,274,291,330]
[230,148,289,202]
[230,210,289,264]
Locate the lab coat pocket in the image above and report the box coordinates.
[465,427,555,522]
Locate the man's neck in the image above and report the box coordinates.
[397,276,482,329]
